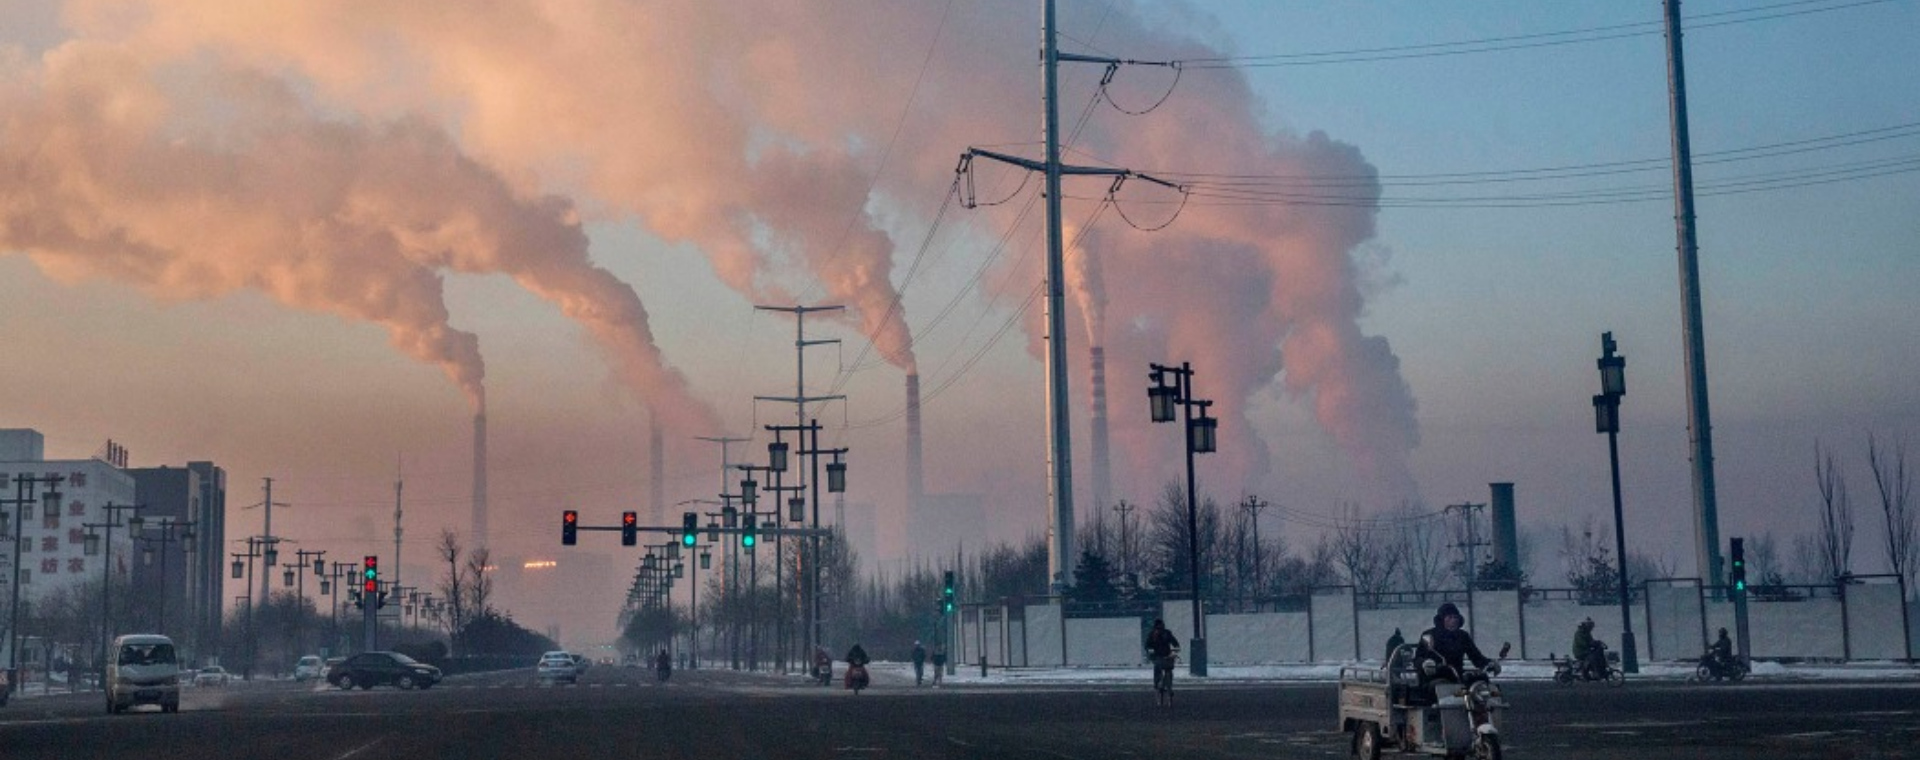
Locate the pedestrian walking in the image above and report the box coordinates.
[930,643,946,687]
[911,640,928,686]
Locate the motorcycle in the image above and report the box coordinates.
[844,662,870,694]
[1552,642,1624,687]
[1690,650,1748,683]
[1340,642,1511,760]
[812,655,834,686]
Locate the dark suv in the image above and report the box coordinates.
[326,652,442,691]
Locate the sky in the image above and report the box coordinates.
[1,0,1916,645]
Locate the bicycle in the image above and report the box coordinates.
[1151,651,1180,706]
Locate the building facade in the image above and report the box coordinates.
[127,462,227,663]
[0,429,139,668]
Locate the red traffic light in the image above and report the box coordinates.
[622,512,637,526]
[621,511,638,546]
[562,510,579,546]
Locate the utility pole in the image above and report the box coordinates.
[960,1,1179,593]
[1111,500,1135,577]
[754,303,845,664]
[1663,0,1724,587]
[248,478,290,613]
[1239,496,1268,608]
[394,462,404,590]
[1446,503,1488,588]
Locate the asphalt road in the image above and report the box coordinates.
[2,665,1917,760]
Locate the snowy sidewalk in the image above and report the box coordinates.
[853,659,1919,687]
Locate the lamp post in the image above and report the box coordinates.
[1150,361,1217,677]
[132,518,195,653]
[83,502,143,687]
[229,537,273,679]
[1591,331,1638,674]
[5,474,64,691]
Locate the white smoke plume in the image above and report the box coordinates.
[10,0,1420,502]
[0,43,715,430]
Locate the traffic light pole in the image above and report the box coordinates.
[1731,537,1751,668]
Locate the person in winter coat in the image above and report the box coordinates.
[1573,618,1608,679]
[1415,602,1494,688]
[911,641,927,686]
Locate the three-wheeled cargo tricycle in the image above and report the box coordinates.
[1338,642,1510,760]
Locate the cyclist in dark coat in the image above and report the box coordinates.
[1415,602,1495,686]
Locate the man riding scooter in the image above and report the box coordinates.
[1415,603,1498,697]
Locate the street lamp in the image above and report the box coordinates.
[133,518,196,653]
[6,474,64,690]
[1592,331,1638,674]
[83,502,142,688]
[1149,361,1217,677]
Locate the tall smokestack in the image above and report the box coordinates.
[905,373,924,507]
[1089,346,1112,511]
[650,419,665,526]
[1490,482,1517,569]
[473,412,489,550]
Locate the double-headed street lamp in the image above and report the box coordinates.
[1591,332,1638,674]
[1149,361,1218,677]
[4,474,64,689]
[83,502,143,687]
[133,518,197,644]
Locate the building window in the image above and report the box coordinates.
[18,569,28,585]
[41,536,59,552]
[67,558,85,574]
[40,558,57,575]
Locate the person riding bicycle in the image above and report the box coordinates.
[655,648,672,682]
[1145,618,1180,704]
[1415,602,1495,696]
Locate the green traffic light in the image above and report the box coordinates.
[682,533,696,547]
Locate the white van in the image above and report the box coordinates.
[106,634,181,714]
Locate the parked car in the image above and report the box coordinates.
[191,666,231,688]
[107,634,181,714]
[293,656,325,682]
[326,652,441,691]
[537,651,580,684]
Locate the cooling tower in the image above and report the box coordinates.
[473,412,489,549]
[1089,346,1111,510]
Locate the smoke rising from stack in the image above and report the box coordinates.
[1088,346,1111,511]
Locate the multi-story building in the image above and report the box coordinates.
[127,462,227,664]
[0,429,139,668]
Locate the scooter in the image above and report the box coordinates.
[1340,642,1511,760]
[1552,642,1624,687]
[813,656,834,686]
[1690,650,1748,683]
[844,662,870,694]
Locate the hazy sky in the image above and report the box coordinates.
[2,1,1915,642]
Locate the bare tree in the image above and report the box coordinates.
[1333,503,1401,597]
[1146,482,1222,596]
[436,529,470,641]
[465,546,496,617]
[1814,440,1855,580]
[1747,532,1781,582]
[1390,502,1449,593]
[1868,433,1915,593]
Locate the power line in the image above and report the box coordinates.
[1175,0,1897,69]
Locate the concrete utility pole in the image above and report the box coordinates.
[1239,496,1268,605]
[1663,0,1724,587]
[251,478,290,613]
[754,303,845,663]
[1111,500,1135,576]
[1447,503,1488,587]
[960,0,1178,594]
[394,462,404,590]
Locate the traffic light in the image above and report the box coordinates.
[1730,537,1747,593]
[942,570,956,613]
[362,556,378,595]
[377,590,389,609]
[350,589,363,609]
[741,512,757,549]
[622,511,638,546]
[562,510,579,546]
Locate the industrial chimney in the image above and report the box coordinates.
[905,373,924,508]
[650,419,665,526]
[473,412,489,550]
[1490,482,1517,569]
[1089,346,1112,511]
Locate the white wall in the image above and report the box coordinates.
[1311,590,1358,662]
[1207,612,1311,662]
[1474,591,1523,659]
[1843,583,1908,660]
[1065,617,1144,666]
[1025,605,1063,666]
[1644,583,1704,660]
[1358,608,1438,663]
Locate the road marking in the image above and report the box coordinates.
[330,736,385,760]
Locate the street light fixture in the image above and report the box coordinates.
[1148,361,1217,678]
[826,456,847,494]
[768,440,790,473]
[1592,331,1639,674]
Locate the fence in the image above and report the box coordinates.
[954,576,1911,667]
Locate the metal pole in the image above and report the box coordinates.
[809,422,822,662]
[6,479,23,686]
[1182,364,1207,676]
[1663,0,1724,588]
[1608,427,1639,673]
[1041,0,1076,593]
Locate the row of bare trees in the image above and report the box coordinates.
[1803,434,1913,593]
